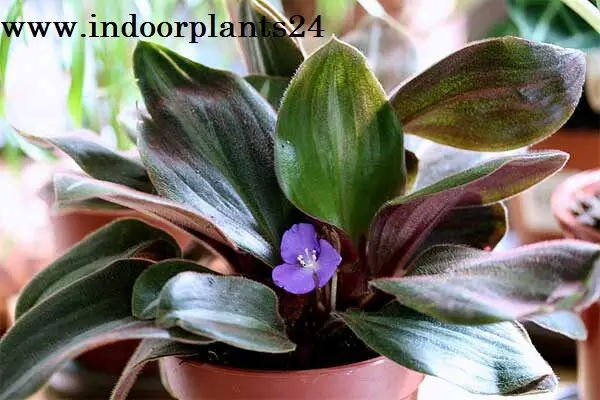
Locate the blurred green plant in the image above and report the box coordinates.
[562,0,600,34]
[0,0,242,158]
[488,0,599,49]
[0,0,27,167]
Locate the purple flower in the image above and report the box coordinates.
[272,223,342,295]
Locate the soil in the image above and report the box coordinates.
[189,324,377,371]
[570,190,600,230]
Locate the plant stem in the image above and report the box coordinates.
[561,0,600,33]
[330,272,338,311]
[532,0,562,41]
[316,288,327,313]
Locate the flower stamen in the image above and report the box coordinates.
[297,248,318,269]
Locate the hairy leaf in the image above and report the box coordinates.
[372,240,600,324]
[54,173,235,250]
[24,134,153,192]
[0,260,171,400]
[111,339,199,400]
[368,150,567,276]
[134,41,296,265]
[528,311,587,340]
[337,303,555,395]
[156,272,295,353]
[133,259,214,320]
[166,327,215,345]
[419,202,507,250]
[390,37,586,150]
[16,219,179,319]
[244,74,289,110]
[276,38,405,240]
[236,0,304,77]
[410,138,526,191]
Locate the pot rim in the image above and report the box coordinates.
[172,355,409,377]
[551,168,600,240]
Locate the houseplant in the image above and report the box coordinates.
[2,2,600,398]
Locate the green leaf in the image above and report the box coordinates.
[236,0,304,77]
[111,339,199,400]
[16,219,180,319]
[276,38,405,240]
[485,17,520,38]
[2,125,55,161]
[404,150,419,193]
[317,0,353,30]
[371,240,600,324]
[165,327,215,345]
[390,37,586,150]
[528,311,587,340]
[506,0,600,50]
[66,0,86,128]
[0,259,170,400]
[53,173,236,250]
[367,151,567,276]
[23,133,154,192]
[0,0,23,115]
[337,303,556,395]
[134,41,296,265]
[156,272,296,353]
[244,74,289,110]
[133,259,215,320]
[342,15,418,92]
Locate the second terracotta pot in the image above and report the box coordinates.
[552,169,600,243]
[162,356,423,400]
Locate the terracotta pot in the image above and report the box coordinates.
[551,168,600,243]
[579,303,600,400]
[551,169,600,400]
[162,356,424,400]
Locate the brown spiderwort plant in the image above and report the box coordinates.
[1,1,600,398]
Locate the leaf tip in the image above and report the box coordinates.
[132,40,174,79]
[507,372,557,395]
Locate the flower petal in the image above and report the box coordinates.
[280,223,319,264]
[315,239,342,288]
[272,263,318,294]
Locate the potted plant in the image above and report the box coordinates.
[2,2,600,398]
[552,168,600,400]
